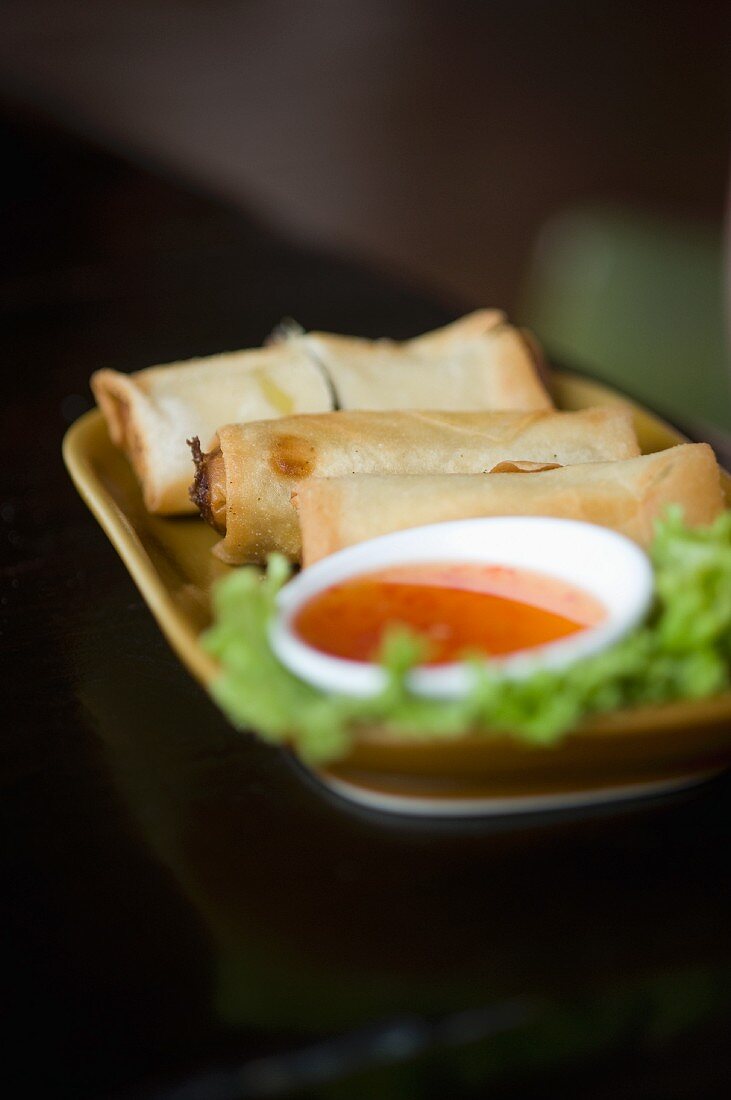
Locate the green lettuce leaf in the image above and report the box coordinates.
[201,509,731,764]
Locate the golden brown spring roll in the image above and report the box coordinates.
[91,344,334,514]
[298,309,553,412]
[193,406,640,563]
[93,311,551,515]
[294,443,725,566]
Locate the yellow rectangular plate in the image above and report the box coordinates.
[63,373,731,814]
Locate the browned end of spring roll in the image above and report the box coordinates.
[189,436,227,534]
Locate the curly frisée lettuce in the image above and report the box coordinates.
[201,509,731,764]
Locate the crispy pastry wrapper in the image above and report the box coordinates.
[294,443,725,566]
[191,406,640,564]
[298,310,552,412]
[92,311,552,514]
[91,344,333,514]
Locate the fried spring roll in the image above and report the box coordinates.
[92,311,551,515]
[294,443,724,566]
[192,407,640,563]
[91,344,333,514]
[299,310,552,411]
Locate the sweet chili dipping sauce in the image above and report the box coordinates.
[294,562,606,665]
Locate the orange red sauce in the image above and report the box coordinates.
[294,562,606,665]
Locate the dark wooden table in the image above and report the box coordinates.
[4,111,731,1100]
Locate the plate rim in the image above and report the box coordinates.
[63,412,219,687]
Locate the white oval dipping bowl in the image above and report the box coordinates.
[269,517,654,700]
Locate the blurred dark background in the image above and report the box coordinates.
[1,0,730,425]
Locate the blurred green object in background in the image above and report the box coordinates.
[522,206,731,432]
